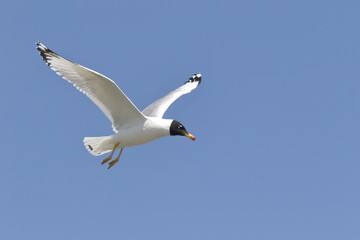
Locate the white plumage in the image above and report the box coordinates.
[36,42,201,168]
[142,73,202,118]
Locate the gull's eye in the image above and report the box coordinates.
[178,125,183,129]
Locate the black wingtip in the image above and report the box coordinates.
[36,41,54,66]
[185,72,202,85]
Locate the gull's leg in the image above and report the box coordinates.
[108,148,124,169]
[101,143,120,165]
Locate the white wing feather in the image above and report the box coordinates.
[142,73,201,118]
[37,42,146,132]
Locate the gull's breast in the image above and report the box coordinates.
[112,119,170,147]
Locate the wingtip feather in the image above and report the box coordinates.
[185,72,202,86]
[36,41,56,66]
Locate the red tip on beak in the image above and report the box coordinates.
[185,133,196,141]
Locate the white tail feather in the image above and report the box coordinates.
[83,136,113,156]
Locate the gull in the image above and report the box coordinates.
[36,42,201,168]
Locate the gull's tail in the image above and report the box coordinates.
[83,136,113,156]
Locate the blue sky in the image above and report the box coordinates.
[0,0,359,239]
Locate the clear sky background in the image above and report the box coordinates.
[0,0,359,239]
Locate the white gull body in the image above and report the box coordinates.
[86,118,173,155]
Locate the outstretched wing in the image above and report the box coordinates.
[36,42,146,132]
[142,73,201,118]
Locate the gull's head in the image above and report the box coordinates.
[170,120,195,141]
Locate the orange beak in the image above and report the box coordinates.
[185,132,196,141]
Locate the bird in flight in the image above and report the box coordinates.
[36,42,201,169]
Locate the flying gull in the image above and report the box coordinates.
[36,42,201,168]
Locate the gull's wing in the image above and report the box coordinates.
[36,42,146,132]
[142,73,201,118]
